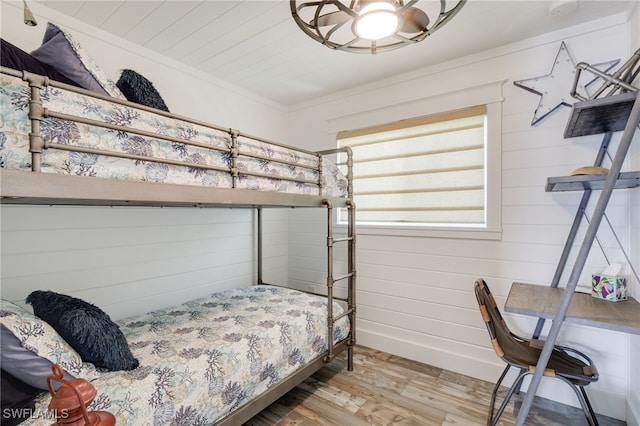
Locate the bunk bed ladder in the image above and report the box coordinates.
[323,198,357,370]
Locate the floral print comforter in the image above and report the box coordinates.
[27,285,350,425]
[0,73,347,197]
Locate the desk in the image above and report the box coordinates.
[505,282,640,335]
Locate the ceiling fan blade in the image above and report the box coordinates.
[400,7,429,33]
[314,10,352,27]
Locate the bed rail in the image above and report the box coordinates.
[1,67,352,205]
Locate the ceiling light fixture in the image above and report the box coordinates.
[354,3,400,40]
[290,0,467,54]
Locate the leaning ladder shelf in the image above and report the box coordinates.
[546,171,640,192]
[513,90,640,426]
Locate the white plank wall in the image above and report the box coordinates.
[1,206,289,321]
[287,208,349,299]
[288,13,638,421]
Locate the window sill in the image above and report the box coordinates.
[339,223,502,240]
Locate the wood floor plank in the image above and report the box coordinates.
[313,371,447,424]
[355,398,445,425]
[245,345,626,426]
[403,370,512,416]
[283,385,373,426]
[442,412,486,426]
[296,377,366,414]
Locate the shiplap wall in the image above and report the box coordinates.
[287,13,638,421]
[1,206,289,320]
[0,3,291,320]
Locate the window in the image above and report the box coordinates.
[338,106,486,225]
[331,82,502,239]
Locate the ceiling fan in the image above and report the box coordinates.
[290,0,467,54]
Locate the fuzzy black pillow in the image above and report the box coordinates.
[26,291,139,372]
[116,69,169,112]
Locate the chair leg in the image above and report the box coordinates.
[488,365,510,425]
[580,386,599,426]
[556,377,599,426]
[513,367,527,394]
[489,366,528,426]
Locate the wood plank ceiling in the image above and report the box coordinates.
[34,0,638,106]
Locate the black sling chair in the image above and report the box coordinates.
[474,278,599,426]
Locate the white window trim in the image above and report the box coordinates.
[327,80,504,240]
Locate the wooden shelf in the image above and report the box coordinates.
[546,171,640,192]
[505,282,640,335]
[564,91,638,138]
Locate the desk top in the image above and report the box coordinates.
[505,282,640,335]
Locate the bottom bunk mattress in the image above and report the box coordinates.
[23,285,350,425]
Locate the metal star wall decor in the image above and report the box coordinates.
[514,42,619,126]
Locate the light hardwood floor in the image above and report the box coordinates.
[247,345,625,426]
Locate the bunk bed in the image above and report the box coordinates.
[0,62,356,426]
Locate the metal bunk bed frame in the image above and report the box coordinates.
[0,67,356,425]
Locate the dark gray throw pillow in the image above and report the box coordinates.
[117,69,170,112]
[0,324,74,390]
[30,23,110,96]
[26,291,139,372]
[0,38,81,87]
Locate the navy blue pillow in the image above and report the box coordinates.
[116,69,169,112]
[26,291,139,372]
[0,38,80,87]
[1,369,39,426]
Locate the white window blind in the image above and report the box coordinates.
[337,105,486,226]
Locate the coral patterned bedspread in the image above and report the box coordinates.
[26,285,349,425]
[0,73,347,198]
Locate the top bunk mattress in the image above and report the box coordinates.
[0,72,348,200]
